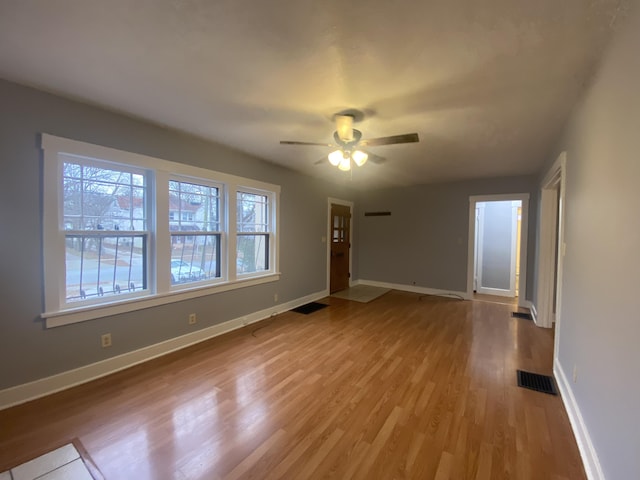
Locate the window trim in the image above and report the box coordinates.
[42,134,280,328]
[59,157,152,308]
[236,186,277,278]
[168,175,225,289]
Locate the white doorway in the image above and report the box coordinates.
[474,200,521,297]
[536,152,566,343]
[467,194,530,307]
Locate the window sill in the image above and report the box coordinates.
[42,273,281,328]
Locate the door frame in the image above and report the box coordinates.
[474,200,521,297]
[536,152,566,343]
[326,198,354,293]
[474,203,485,292]
[467,193,530,307]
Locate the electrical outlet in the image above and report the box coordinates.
[572,365,578,383]
[101,333,112,348]
[274,293,278,302]
[188,313,197,325]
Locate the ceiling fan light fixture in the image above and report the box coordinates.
[328,149,342,166]
[352,150,368,166]
[281,116,418,171]
[338,157,351,171]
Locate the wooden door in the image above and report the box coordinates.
[330,204,351,293]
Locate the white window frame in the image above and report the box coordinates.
[168,175,226,290]
[236,186,277,279]
[56,155,153,308]
[42,134,280,328]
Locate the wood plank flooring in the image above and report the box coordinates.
[0,291,585,479]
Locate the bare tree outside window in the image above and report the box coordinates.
[237,191,269,274]
[62,159,147,302]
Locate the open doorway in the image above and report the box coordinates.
[474,200,522,298]
[467,194,530,308]
[536,152,566,354]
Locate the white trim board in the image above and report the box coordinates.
[474,286,514,298]
[537,152,567,370]
[531,303,540,325]
[523,301,538,323]
[554,359,605,480]
[357,279,470,300]
[0,289,328,411]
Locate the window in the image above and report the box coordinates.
[62,158,149,304]
[42,134,280,327]
[169,179,222,286]
[237,190,271,275]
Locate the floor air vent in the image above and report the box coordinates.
[291,302,328,315]
[511,312,533,320]
[517,370,557,395]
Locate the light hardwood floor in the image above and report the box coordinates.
[0,291,584,479]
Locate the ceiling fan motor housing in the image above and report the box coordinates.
[335,114,355,142]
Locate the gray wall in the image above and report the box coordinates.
[550,7,640,479]
[0,79,356,390]
[356,176,537,297]
[480,201,513,290]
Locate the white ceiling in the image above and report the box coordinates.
[0,0,630,188]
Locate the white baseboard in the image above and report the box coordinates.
[476,286,513,297]
[554,359,605,480]
[529,302,538,324]
[518,298,531,309]
[0,289,328,411]
[356,279,469,300]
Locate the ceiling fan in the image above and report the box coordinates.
[280,114,419,171]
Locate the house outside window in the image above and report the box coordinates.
[237,190,272,275]
[62,158,149,303]
[169,179,222,286]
